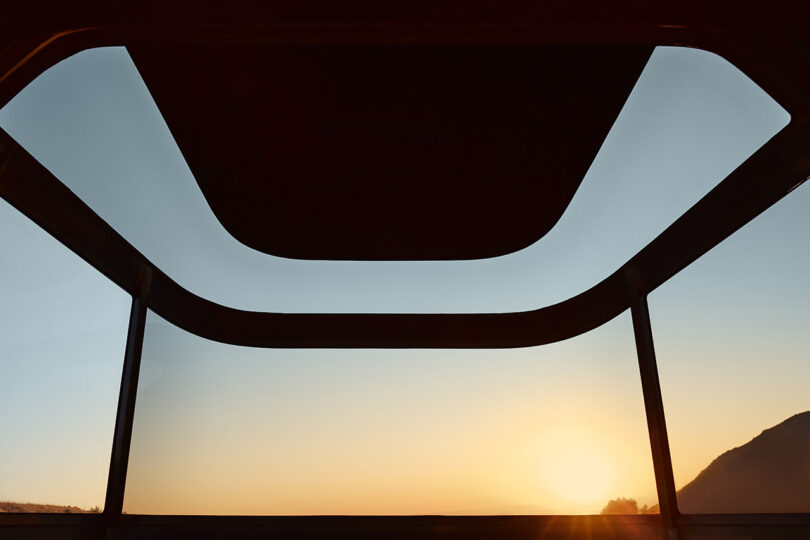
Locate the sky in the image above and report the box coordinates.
[123,309,654,515]
[0,44,807,514]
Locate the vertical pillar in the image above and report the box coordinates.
[103,292,147,532]
[627,266,680,539]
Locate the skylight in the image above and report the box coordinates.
[0,46,790,313]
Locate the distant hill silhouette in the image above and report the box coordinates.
[677,411,810,513]
[605,411,810,514]
[0,501,99,513]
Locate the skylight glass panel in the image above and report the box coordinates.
[0,46,790,313]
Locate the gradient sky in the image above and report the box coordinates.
[124,309,655,515]
[0,44,807,514]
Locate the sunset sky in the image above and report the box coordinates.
[123,310,655,515]
[0,44,807,514]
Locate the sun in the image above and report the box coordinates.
[533,428,617,511]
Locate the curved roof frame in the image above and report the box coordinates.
[3,11,810,540]
[1,21,809,348]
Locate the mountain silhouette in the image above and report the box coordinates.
[677,411,810,513]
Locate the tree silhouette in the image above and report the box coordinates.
[601,497,639,514]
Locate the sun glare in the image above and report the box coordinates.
[534,429,617,512]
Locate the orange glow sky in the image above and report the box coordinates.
[122,311,657,515]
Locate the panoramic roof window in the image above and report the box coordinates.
[124,310,655,515]
[0,45,790,313]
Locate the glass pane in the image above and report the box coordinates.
[0,199,131,512]
[650,180,810,513]
[124,310,655,515]
[0,46,789,314]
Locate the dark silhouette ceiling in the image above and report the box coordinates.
[129,44,651,260]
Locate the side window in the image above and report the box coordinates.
[0,199,131,512]
[650,181,810,513]
[124,310,656,516]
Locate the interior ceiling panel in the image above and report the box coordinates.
[129,44,652,260]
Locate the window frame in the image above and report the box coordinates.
[1,14,810,540]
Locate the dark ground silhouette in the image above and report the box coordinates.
[0,502,100,513]
[604,411,810,514]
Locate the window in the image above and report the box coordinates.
[0,46,789,314]
[0,199,131,512]
[650,180,810,513]
[124,310,655,515]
